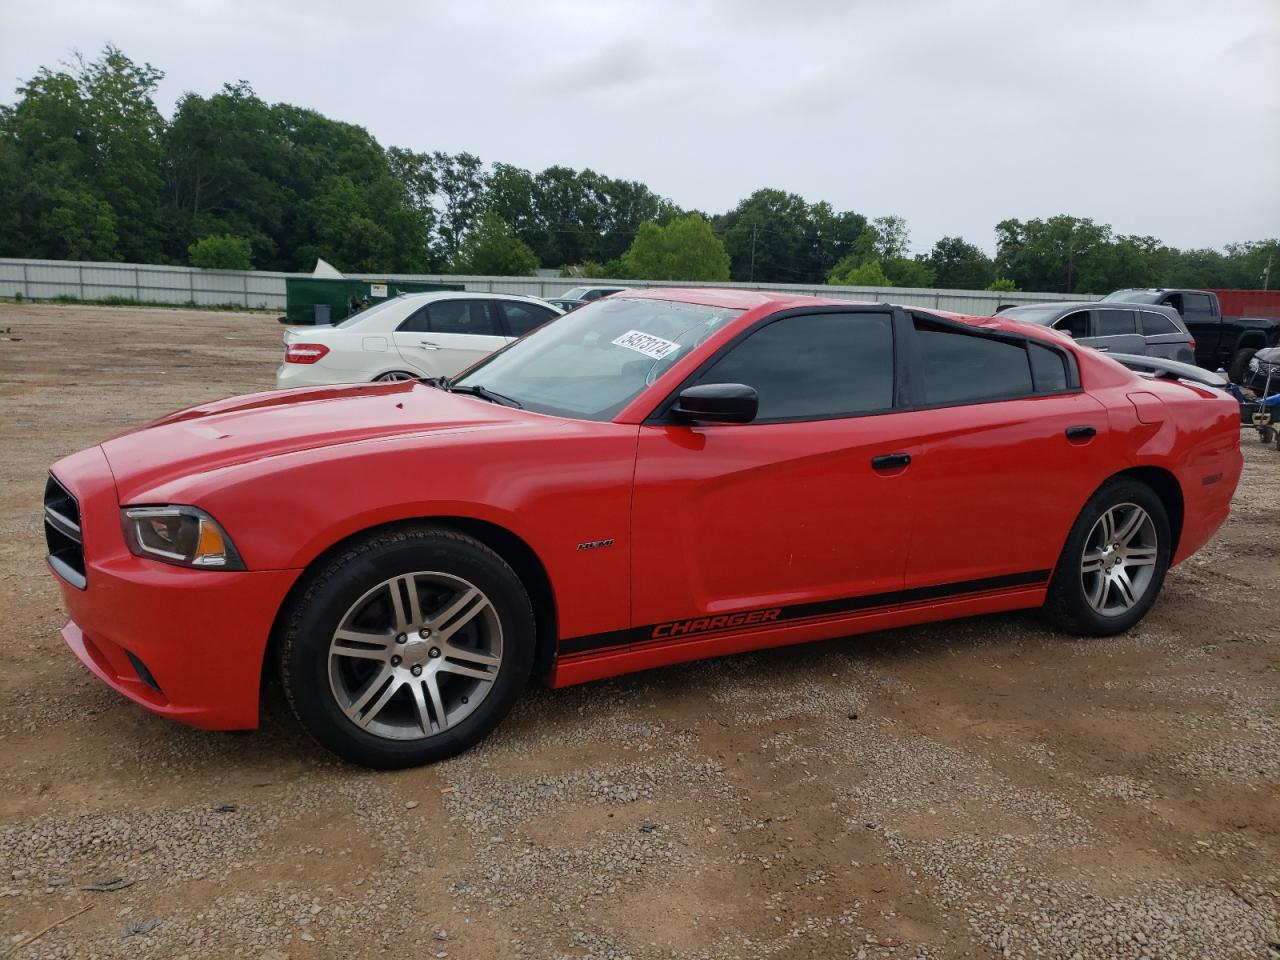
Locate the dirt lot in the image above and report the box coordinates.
[0,302,1277,960]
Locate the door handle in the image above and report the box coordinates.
[418,340,441,350]
[871,453,912,470]
[1094,346,1111,352]
[1065,425,1096,440]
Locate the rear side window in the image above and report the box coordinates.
[1096,309,1136,336]
[696,312,894,421]
[1141,311,1179,336]
[399,299,499,336]
[499,300,557,337]
[915,319,1034,405]
[1029,343,1068,392]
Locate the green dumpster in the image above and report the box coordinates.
[283,277,465,325]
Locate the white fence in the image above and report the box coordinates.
[0,257,1100,315]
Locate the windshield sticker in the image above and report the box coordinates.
[611,330,681,360]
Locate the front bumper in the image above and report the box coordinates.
[48,447,300,730]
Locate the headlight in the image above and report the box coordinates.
[122,506,245,570]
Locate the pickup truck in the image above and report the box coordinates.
[1101,288,1280,383]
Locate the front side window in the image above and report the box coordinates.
[1096,309,1136,337]
[453,297,741,421]
[693,312,895,421]
[1053,311,1090,339]
[915,319,1034,405]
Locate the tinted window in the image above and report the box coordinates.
[1029,343,1068,392]
[1182,293,1212,315]
[697,312,894,421]
[1096,309,1136,336]
[1141,311,1179,336]
[500,300,556,336]
[418,299,498,335]
[1054,311,1090,339]
[397,305,432,333]
[915,320,1033,405]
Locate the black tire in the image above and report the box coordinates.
[374,371,417,382]
[1042,478,1172,636]
[278,525,535,769]
[1228,347,1257,386]
[1260,426,1275,445]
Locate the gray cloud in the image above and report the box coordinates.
[0,0,1275,254]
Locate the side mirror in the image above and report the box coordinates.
[673,383,758,424]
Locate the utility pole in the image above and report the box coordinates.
[749,225,757,283]
[1263,252,1273,291]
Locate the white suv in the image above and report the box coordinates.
[276,292,562,388]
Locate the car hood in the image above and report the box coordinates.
[100,381,531,501]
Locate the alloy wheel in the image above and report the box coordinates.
[1079,503,1158,617]
[327,572,502,740]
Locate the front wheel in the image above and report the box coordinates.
[278,526,535,768]
[1042,479,1171,636]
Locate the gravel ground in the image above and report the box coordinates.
[0,302,1277,959]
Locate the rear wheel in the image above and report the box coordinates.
[1042,479,1171,636]
[374,370,418,382]
[1228,347,1257,385]
[278,526,534,768]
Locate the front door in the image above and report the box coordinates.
[630,308,926,640]
[393,298,510,377]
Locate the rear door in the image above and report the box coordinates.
[627,307,929,650]
[1088,308,1145,355]
[1139,310,1195,364]
[392,299,507,376]
[903,315,1115,591]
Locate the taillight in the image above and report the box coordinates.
[1188,338,1196,351]
[285,343,330,364]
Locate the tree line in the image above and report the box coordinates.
[1,47,1275,293]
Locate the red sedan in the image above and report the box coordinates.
[44,289,1242,767]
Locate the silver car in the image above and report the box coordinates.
[998,302,1195,365]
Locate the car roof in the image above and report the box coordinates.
[615,286,978,322]
[1003,300,1181,316]
[390,291,547,304]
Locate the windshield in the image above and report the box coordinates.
[998,306,1062,325]
[561,287,589,300]
[1100,290,1161,304]
[334,296,406,328]
[453,297,742,421]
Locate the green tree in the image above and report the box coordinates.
[619,213,729,281]
[452,212,538,276]
[188,233,251,269]
[715,189,874,283]
[883,255,935,288]
[433,151,488,261]
[928,236,995,289]
[987,277,1019,292]
[829,257,893,287]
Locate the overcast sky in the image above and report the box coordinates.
[2,0,1277,254]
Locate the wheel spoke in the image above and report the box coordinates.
[410,680,434,736]
[1099,509,1116,544]
[387,575,424,632]
[442,641,501,668]
[425,673,449,730]
[1113,507,1146,546]
[438,659,497,682]
[1112,568,1137,608]
[346,666,394,719]
[332,628,394,661]
[1086,572,1106,610]
[354,675,402,728]
[429,587,491,641]
[1081,550,1107,574]
[1124,546,1158,567]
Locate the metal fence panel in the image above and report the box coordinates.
[0,257,1102,315]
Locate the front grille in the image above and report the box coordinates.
[44,474,86,589]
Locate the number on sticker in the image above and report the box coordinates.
[612,330,681,360]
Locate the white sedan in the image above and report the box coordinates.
[276,292,563,388]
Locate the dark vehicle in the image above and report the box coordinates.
[550,286,629,312]
[999,302,1194,365]
[1101,288,1280,383]
[546,297,586,312]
